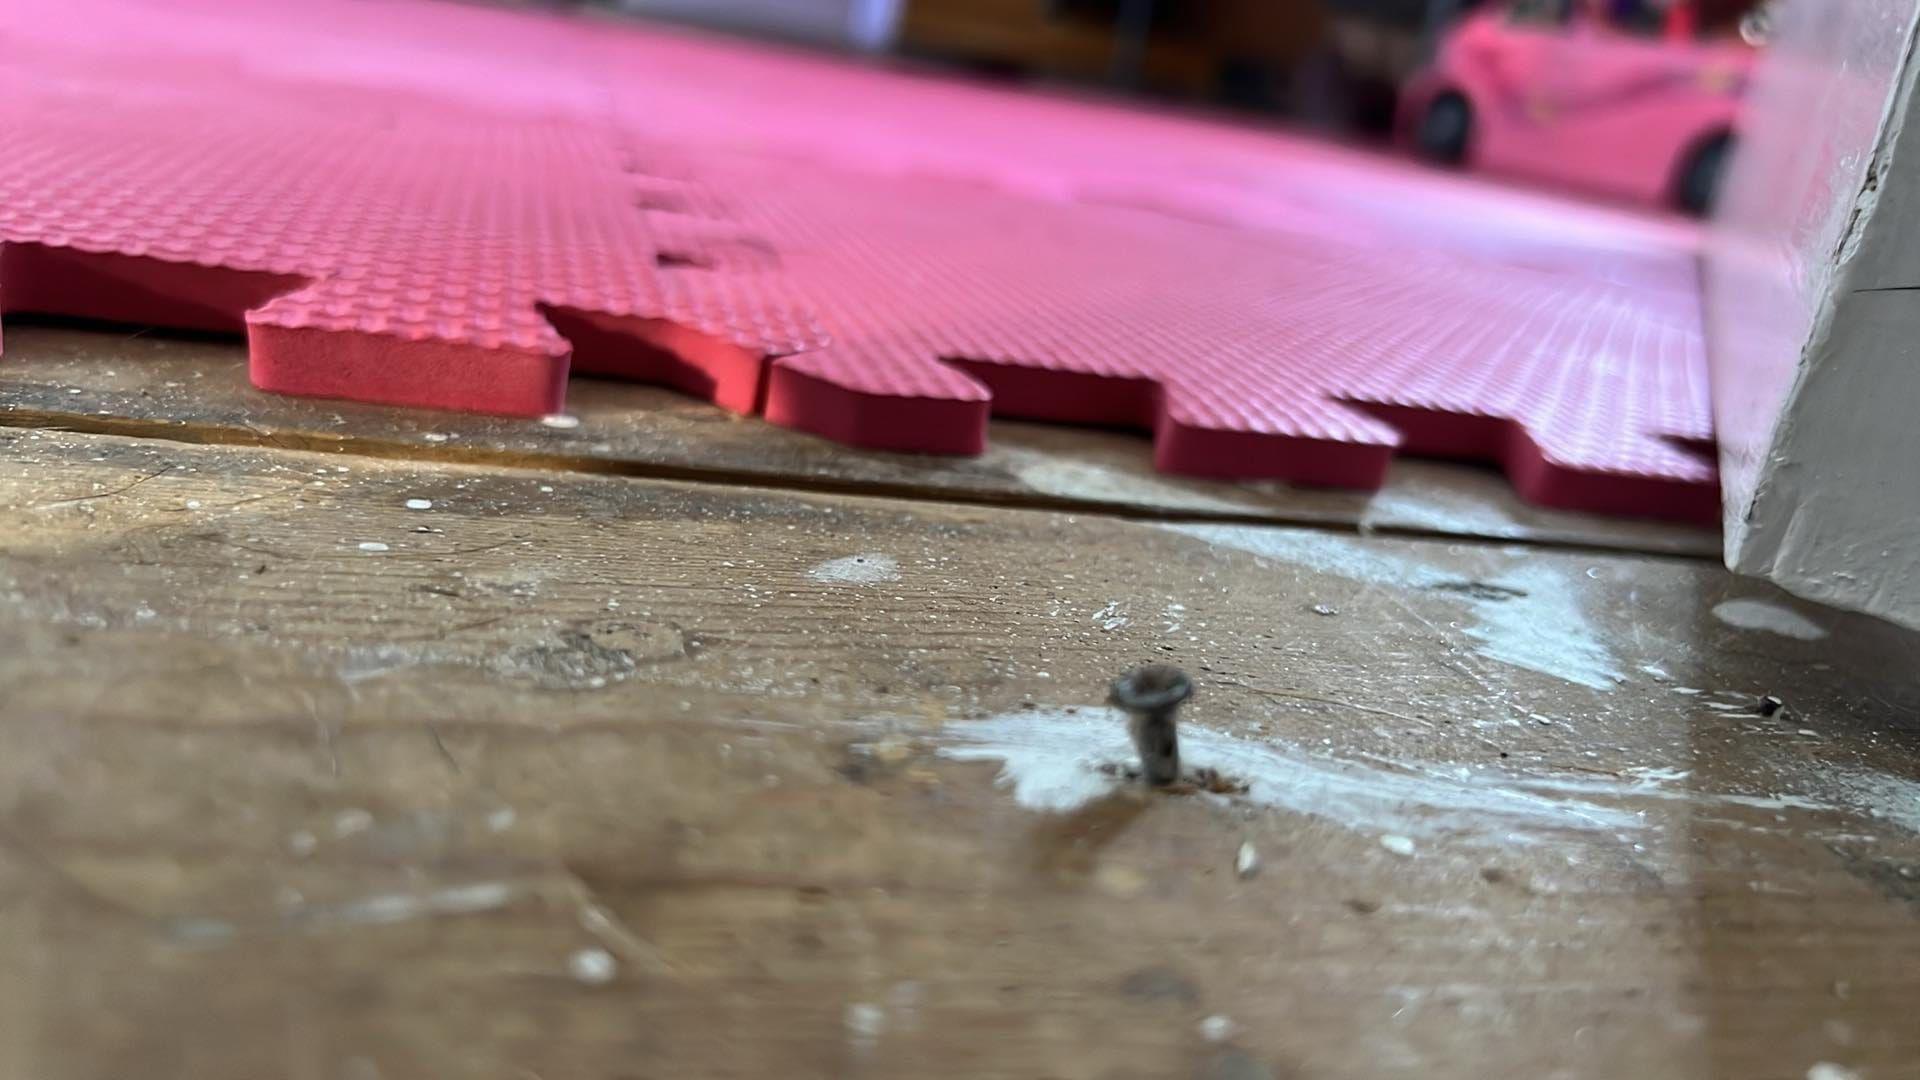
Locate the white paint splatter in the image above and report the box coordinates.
[1160,525,1621,690]
[935,706,1905,846]
[568,947,618,985]
[1007,452,1260,514]
[1819,767,1920,833]
[298,882,516,927]
[1361,487,1520,538]
[335,643,437,685]
[1713,599,1828,640]
[541,413,582,430]
[936,707,1645,840]
[1165,524,1423,590]
[1465,563,1621,691]
[422,432,450,443]
[174,883,519,944]
[1380,834,1417,857]
[1161,602,1186,633]
[1502,766,1833,814]
[404,498,433,511]
[356,541,390,553]
[845,1002,886,1055]
[808,553,900,585]
[1234,841,1260,878]
[332,808,373,837]
[1198,1015,1237,1043]
[938,710,1119,812]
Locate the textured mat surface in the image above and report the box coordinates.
[0,0,1716,520]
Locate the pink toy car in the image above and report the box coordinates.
[1401,0,1763,212]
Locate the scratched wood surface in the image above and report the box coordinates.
[0,422,1915,1080]
[0,323,1719,556]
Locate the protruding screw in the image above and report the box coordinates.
[1109,664,1192,786]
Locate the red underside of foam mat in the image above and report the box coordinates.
[0,0,1718,522]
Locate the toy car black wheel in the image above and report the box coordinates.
[1415,92,1473,166]
[1678,133,1732,216]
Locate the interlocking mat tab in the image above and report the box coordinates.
[0,0,1717,521]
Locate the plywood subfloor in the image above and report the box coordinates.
[0,328,1915,1080]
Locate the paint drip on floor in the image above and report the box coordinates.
[808,553,901,585]
[1712,598,1828,640]
[1160,524,1622,690]
[927,706,1920,846]
[937,706,1646,841]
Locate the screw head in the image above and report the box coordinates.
[1109,664,1192,712]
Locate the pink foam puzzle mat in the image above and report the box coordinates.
[0,0,1717,523]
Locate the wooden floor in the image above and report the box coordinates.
[2,323,1917,1080]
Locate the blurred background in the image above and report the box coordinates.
[602,0,1482,134]
[587,0,1767,204]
